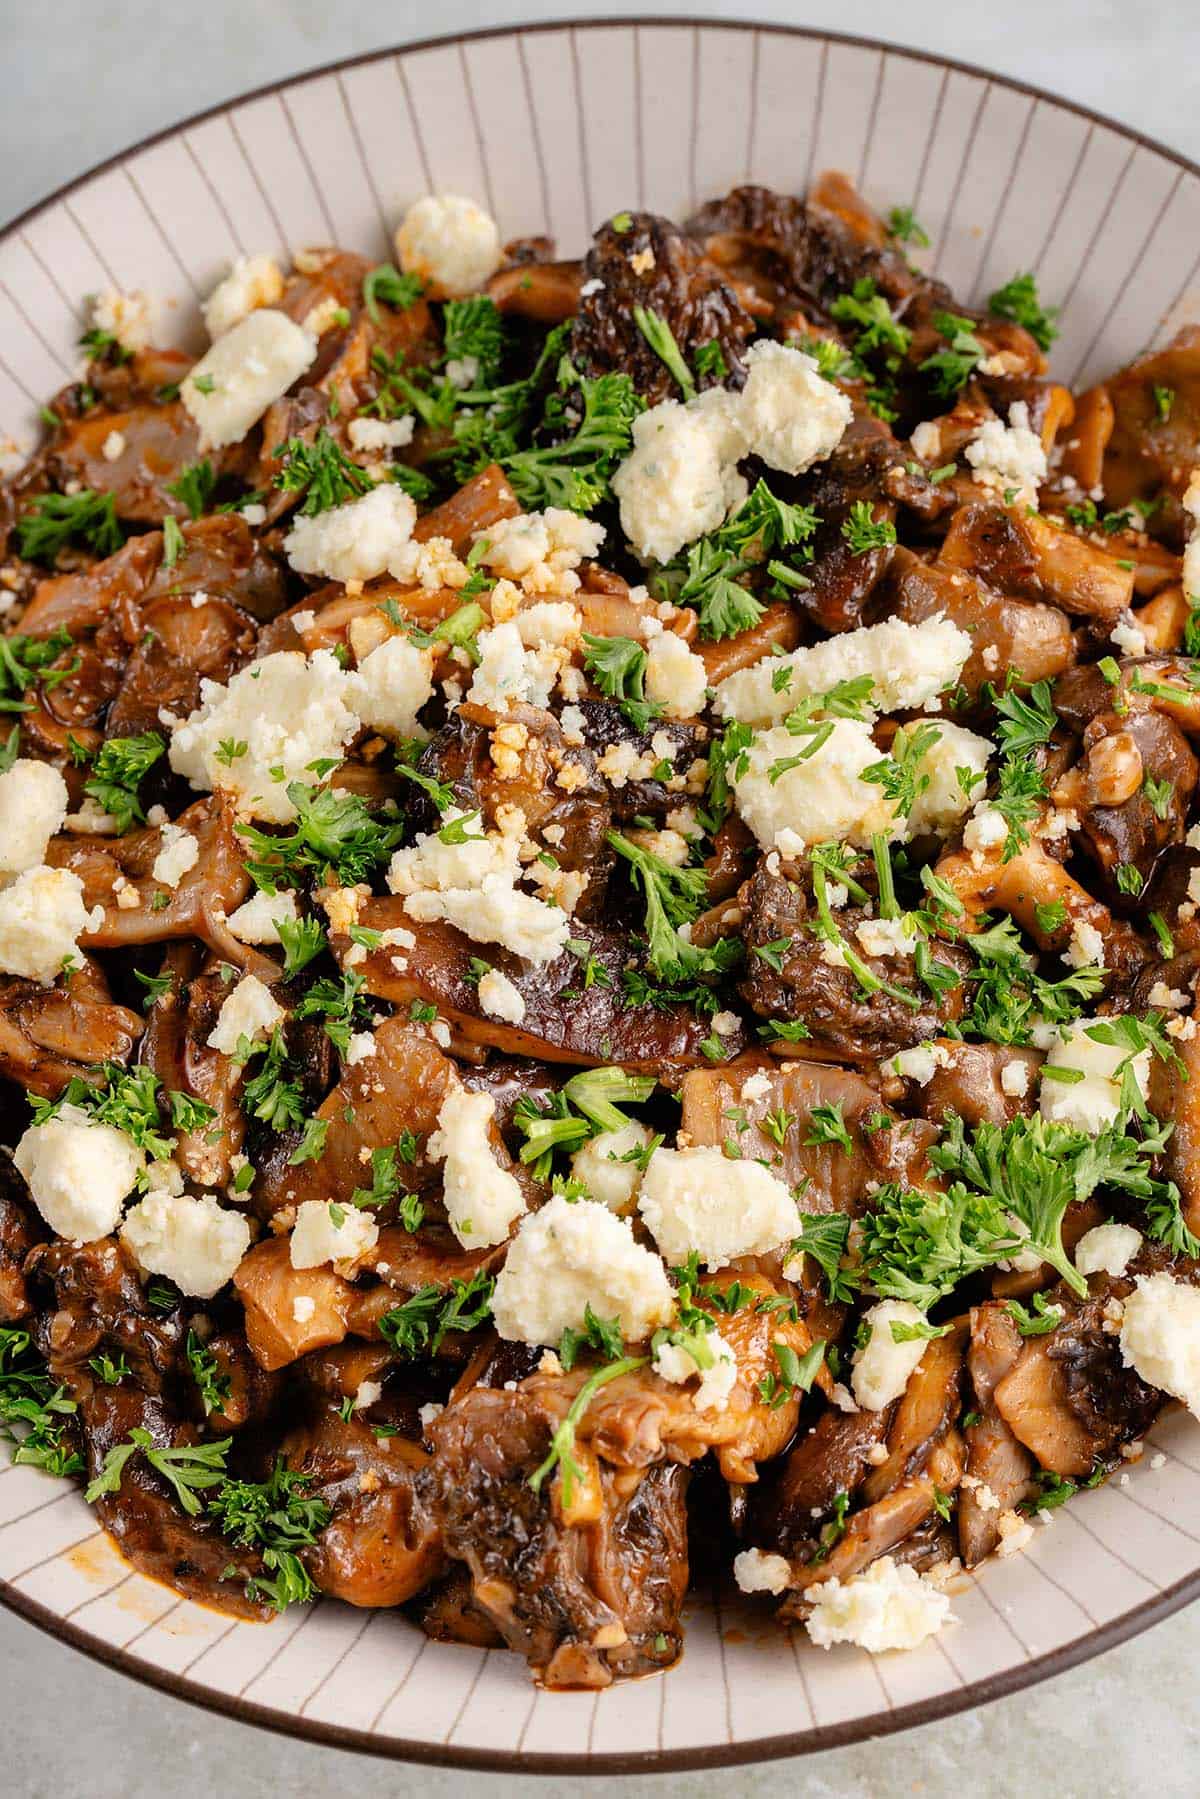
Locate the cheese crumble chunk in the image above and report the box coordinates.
[851,1300,930,1410]
[181,309,317,452]
[638,1145,801,1268]
[491,1194,674,1345]
[427,1085,527,1248]
[169,649,361,824]
[0,759,68,878]
[150,823,200,889]
[202,254,285,341]
[803,1555,953,1653]
[570,1119,653,1214]
[1119,1272,1200,1416]
[0,865,103,984]
[352,635,435,740]
[225,888,300,946]
[653,1329,738,1411]
[1074,1221,1143,1279]
[14,1104,144,1242]
[290,1198,379,1269]
[1039,1018,1149,1133]
[731,718,898,854]
[284,484,418,585]
[476,967,527,1025]
[387,810,570,965]
[644,630,709,720]
[735,338,853,476]
[394,193,501,299]
[715,614,971,729]
[733,1549,793,1596]
[964,401,1048,506]
[612,390,748,564]
[121,1189,250,1300]
[206,973,285,1055]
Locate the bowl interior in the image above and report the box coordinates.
[2,18,1200,1773]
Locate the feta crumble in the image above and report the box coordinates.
[202,254,285,341]
[476,967,527,1024]
[150,823,200,889]
[491,1193,673,1344]
[387,811,569,965]
[851,1300,930,1409]
[206,973,284,1055]
[13,1104,144,1242]
[351,634,435,739]
[225,888,300,946]
[964,401,1048,506]
[290,1198,379,1269]
[0,865,103,984]
[168,649,361,823]
[394,193,501,299]
[284,484,418,585]
[803,1556,953,1653]
[1119,1272,1200,1416]
[733,1548,793,1596]
[1074,1221,1143,1279]
[716,614,971,729]
[181,309,317,452]
[1039,1017,1147,1133]
[570,1120,653,1214]
[121,1190,250,1299]
[0,759,68,878]
[643,630,709,720]
[427,1085,526,1247]
[653,1328,738,1411]
[638,1145,801,1267]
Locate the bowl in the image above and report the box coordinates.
[2,17,1199,1774]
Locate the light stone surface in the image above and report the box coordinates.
[3,2,1200,1794]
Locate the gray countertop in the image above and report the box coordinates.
[4,3,1199,1793]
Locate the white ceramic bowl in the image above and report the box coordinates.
[2,19,1199,1774]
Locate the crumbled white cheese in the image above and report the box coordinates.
[1074,1221,1143,1279]
[150,823,200,889]
[1110,613,1148,658]
[0,865,103,984]
[102,429,125,462]
[715,614,971,729]
[120,1190,250,1299]
[638,1145,801,1268]
[612,389,748,564]
[292,1295,316,1323]
[803,1555,953,1653]
[1000,1060,1030,1098]
[225,887,300,945]
[387,810,569,965]
[964,401,1048,506]
[891,1043,953,1085]
[202,254,285,340]
[963,805,1008,857]
[90,288,152,353]
[476,967,526,1024]
[346,414,416,455]
[906,722,994,837]
[476,508,604,586]
[994,1509,1036,1557]
[13,1104,144,1242]
[0,759,68,878]
[643,630,709,720]
[394,193,501,298]
[730,719,897,853]
[168,649,361,823]
[351,634,435,739]
[733,1548,793,1596]
[570,1120,653,1214]
[284,484,418,585]
[206,973,284,1055]
[491,1193,673,1344]
[653,1328,737,1411]
[735,338,853,476]
[1063,918,1106,971]
[1119,1272,1200,1416]
[854,914,916,959]
[1039,1017,1149,1133]
[852,1300,930,1409]
[427,1085,527,1248]
[181,309,317,452]
[739,1070,774,1103]
[467,619,565,712]
[289,1198,379,1269]
[344,1030,376,1066]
